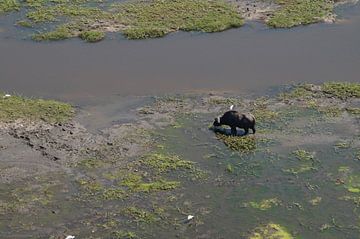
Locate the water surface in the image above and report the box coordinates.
[0,3,359,103]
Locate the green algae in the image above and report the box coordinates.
[0,93,74,123]
[284,149,317,175]
[142,153,194,173]
[121,173,180,193]
[122,206,157,223]
[249,223,293,239]
[268,0,333,28]
[216,134,256,153]
[244,198,281,210]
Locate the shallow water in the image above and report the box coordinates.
[0,3,359,103]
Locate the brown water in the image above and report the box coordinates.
[0,3,359,103]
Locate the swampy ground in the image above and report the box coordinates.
[0,0,355,42]
[0,82,359,238]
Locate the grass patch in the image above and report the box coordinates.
[80,30,105,42]
[292,149,314,161]
[249,223,293,239]
[77,158,104,168]
[142,153,194,173]
[284,149,317,175]
[113,0,243,39]
[216,134,256,153]
[32,25,72,41]
[267,0,333,28]
[244,198,281,210]
[121,173,180,193]
[0,93,74,123]
[0,0,20,13]
[112,231,137,239]
[122,206,157,223]
[322,82,360,99]
[16,20,32,27]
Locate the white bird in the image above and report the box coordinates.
[3,94,11,98]
[229,105,234,110]
[187,215,194,221]
[65,236,75,239]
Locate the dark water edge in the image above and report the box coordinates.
[0,3,359,106]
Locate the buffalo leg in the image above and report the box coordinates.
[231,127,237,136]
[244,128,249,135]
[251,127,256,134]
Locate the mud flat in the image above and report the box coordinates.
[0,82,359,238]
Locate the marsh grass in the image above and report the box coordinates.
[114,0,243,39]
[0,0,20,13]
[17,0,243,41]
[268,0,333,28]
[249,223,293,239]
[0,93,74,123]
[216,134,256,153]
[80,30,105,42]
[244,198,281,211]
[322,82,360,99]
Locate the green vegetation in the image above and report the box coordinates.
[32,25,72,41]
[77,158,104,168]
[142,153,194,173]
[322,82,360,99]
[112,231,137,239]
[114,0,243,39]
[0,93,74,123]
[249,223,293,239]
[292,149,314,161]
[5,0,243,41]
[309,196,322,206]
[268,0,333,28]
[102,188,126,200]
[16,20,32,28]
[122,206,157,223]
[216,134,256,153]
[80,30,105,42]
[121,173,180,193]
[0,0,20,13]
[284,149,317,174]
[244,198,281,210]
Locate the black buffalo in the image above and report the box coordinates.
[213,111,256,136]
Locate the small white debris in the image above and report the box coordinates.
[187,215,194,221]
[3,94,11,98]
[229,105,234,110]
[65,236,75,239]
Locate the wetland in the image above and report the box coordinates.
[1,0,360,238]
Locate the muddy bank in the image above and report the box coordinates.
[1,82,360,238]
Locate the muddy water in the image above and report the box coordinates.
[0,4,360,102]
